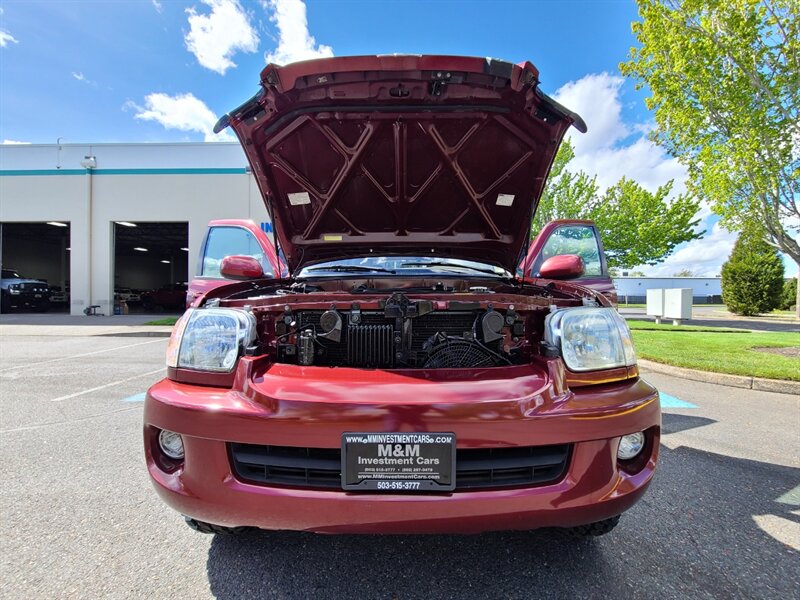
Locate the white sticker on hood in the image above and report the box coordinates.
[288,192,311,206]
[496,193,515,206]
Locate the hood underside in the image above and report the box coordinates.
[218,55,585,273]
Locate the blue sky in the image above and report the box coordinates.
[0,0,795,277]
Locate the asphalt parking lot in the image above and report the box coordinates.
[1,331,798,599]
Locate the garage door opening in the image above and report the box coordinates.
[1,222,71,313]
[113,222,188,314]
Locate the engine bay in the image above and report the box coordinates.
[273,292,530,369]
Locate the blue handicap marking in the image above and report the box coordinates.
[659,392,697,409]
[121,392,146,403]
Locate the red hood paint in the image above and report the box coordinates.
[217,55,586,273]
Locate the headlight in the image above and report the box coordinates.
[166,308,256,372]
[544,307,636,372]
[9,285,20,295]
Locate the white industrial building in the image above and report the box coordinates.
[0,142,269,315]
[614,276,723,304]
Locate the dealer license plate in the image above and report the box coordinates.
[341,432,456,492]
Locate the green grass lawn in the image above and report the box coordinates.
[626,320,743,333]
[631,328,800,381]
[142,317,180,326]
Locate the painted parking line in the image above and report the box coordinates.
[0,338,167,373]
[121,392,147,403]
[659,392,697,409]
[50,368,165,402]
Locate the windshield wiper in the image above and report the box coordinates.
[399,262,504,277]
[305,265,397,274]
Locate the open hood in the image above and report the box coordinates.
[217,55,586,273]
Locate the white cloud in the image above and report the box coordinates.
[554,73,688,195]
[641,222,737,277]
[131,92,233,141]
[0,30,19,47]
[152,0,163,13]
[71,71,97,86]
[570,136,687,195]
[554,73,630,155]
[184,0,259,75]
[2,139,31,145]
[263,0,333,65]
[0,8,17,47]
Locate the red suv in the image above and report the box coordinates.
[141,284,188,312]
[145,55,659,537]
[186,219,285,308]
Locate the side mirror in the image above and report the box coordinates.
[220,255,264,280]
[539,254,585,279]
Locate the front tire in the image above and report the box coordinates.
[567,515,620,537]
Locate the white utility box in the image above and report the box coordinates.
[663,288,693,325]
[646,289,665,324]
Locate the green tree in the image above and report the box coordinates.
[780,277,798,311]
[721,226,785,315]
[621,0,800,316]
[534,140,703,269]
[672,269,695,277]
[532,140,598,229]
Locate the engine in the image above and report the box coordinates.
[274,293,527,369]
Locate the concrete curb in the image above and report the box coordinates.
[0,325,174,337]
[638,359,800,395]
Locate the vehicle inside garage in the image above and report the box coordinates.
[113,221,188,313]
[1,221,71,312]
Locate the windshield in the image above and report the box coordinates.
[2,269,22,279]
[297,256,511,278]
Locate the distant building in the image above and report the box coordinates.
[613,277,722,304]
[1,142,269,316]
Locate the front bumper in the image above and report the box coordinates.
[144,360,660,534]
[4,291,50,309]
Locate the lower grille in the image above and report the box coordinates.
[229,443,570,491]
[20,283,48,293]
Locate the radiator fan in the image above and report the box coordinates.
[422,338,501,369]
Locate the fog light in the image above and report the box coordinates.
[618,432,645,461]
[158,429,185,460]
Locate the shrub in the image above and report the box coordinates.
[780,278,798,311]
[721,227,785,316]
